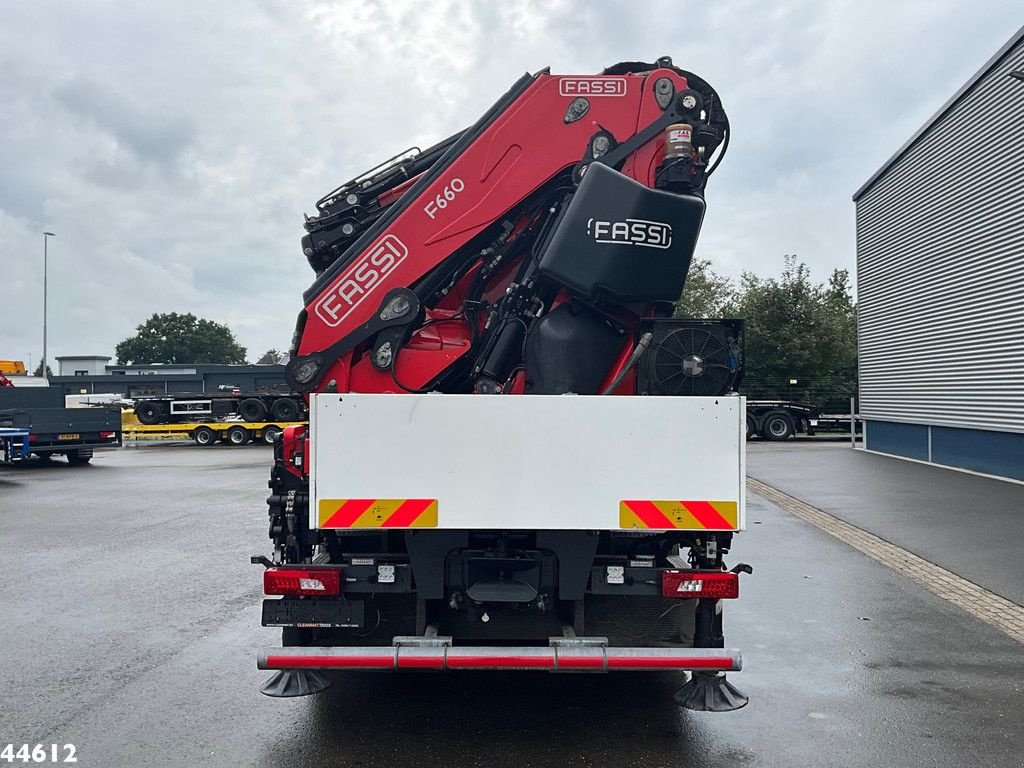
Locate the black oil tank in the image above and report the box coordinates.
[537,163,704,303]
[524,303,624,394]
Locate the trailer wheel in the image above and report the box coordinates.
[262,425,281,445]
[193,426,217,446]
[746,416,756,441]
[135,401,163,425]
[238,398,267,422]
[227,425,251,446]
[761,412,795,441]
[66,450,92,466]
[270,397,299,422]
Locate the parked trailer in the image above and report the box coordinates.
[132,392,305,425]
[745,401,815,441]
[812,412,861,435]
[745,401,860,440]
[124,420,307,446]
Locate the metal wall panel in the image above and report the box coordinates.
[855,39,1024,434]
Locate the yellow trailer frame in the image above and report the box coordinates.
[122,418,306,446]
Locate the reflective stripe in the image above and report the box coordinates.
[319,498,438,528]
[619,500,738,530]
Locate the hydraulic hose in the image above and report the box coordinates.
[601,332,653,395]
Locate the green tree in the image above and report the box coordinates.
[254,348,283,365]
[32,362,53,377]
[732,255,857,409]
[674,257,736,318]
[115,313,247,365]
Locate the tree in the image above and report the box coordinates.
[33,362,53,377]
[115,313,247,365]
[254,348,283,365]
[674,257,736,318]
[731,255,857,410]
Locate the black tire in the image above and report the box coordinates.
[262,425,281,445]
[270,397,300,422]
[193,426,217,446]
[66,450,92,466]
[762,412,795,441]
[237,397,267,422]
[746,416,756,441]
[135,401,163,425]
[227,425,251,446]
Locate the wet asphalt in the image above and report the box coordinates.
[1,443,1022,768]
[747,441,1024,605]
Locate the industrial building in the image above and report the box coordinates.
[853,26,1024,481]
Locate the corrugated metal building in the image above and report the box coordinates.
[853,26,1024,481]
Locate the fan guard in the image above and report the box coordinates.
[639,320,742,397]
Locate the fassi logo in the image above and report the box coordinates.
[587,218,672,249]
[558,77,627,97]
[314,235,408,327]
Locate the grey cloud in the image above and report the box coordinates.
[53,76,196,171]
[1,0,1022,364]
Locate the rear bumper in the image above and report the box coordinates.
[31,438,121,451]
[258,646,742,672]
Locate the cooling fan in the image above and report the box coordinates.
[638,320,743,396]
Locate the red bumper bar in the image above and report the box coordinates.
[258,646,742,672]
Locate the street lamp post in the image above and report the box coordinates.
[42,232,55,378]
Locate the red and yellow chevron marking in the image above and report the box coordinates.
[619,500,738,531]
[318,499,438,529]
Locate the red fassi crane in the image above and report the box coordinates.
[259,58,749,711]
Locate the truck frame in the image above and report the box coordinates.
[255,58,749,711]
[259,394,748,709]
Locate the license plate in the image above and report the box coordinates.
[262,598,365,628]
[58,433,80,440]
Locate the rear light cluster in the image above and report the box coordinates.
[100,431,116,439]
[264,567,341,596]
[661,570,739,599]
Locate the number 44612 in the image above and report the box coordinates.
[0,745,77,763]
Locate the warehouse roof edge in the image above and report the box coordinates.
[853,24,1024,202]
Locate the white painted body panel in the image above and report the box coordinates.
[310,393,745,531]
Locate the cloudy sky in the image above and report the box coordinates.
[1,1,1021,367]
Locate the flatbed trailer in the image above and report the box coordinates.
[132,392,305,425]
[812,412,861,435]
[123,420,307,446]
[746,401,860,440]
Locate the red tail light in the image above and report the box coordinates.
[28,434,37,443]
[264,567,341,596]
[662,570,739,599]
[100,431,116,439]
